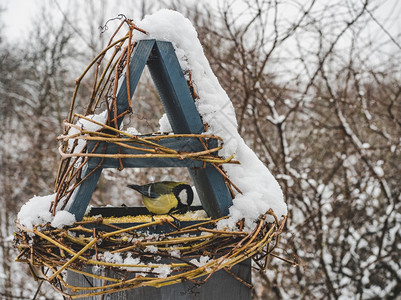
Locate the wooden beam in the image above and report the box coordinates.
[86,137,218,169]
[113,39,155,127]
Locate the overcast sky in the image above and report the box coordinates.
[2,0,401,39]
[1,0,150,38]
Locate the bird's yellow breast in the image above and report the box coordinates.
[142,194,178,215]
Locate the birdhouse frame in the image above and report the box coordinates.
[66,39,233,221]
[15,24,284,299]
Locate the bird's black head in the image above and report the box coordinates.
[173,184,194,209]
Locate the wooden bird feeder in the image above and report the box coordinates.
[14,21,284,300]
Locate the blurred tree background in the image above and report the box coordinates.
[0,0,400,299]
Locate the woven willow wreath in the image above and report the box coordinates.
[15,210,285,298]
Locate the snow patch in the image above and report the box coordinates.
[153,265,171,278]
[17,193,76,229]
[51,210,76,229]
[67,110,108,154]
[126,126,142,136]
[158,113,172,133]
[144,245,158,253]
[189,255,210,267]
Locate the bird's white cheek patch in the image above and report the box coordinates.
[179,189,188,205]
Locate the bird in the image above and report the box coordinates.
[127,181,194,215]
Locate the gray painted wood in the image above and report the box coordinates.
[113,39,155,127]
[67,259,251,300]
[147,41,204,134]
[65,166,103,222]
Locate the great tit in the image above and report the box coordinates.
[127,181,193,215]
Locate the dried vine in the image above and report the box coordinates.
[15,210,286,298]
